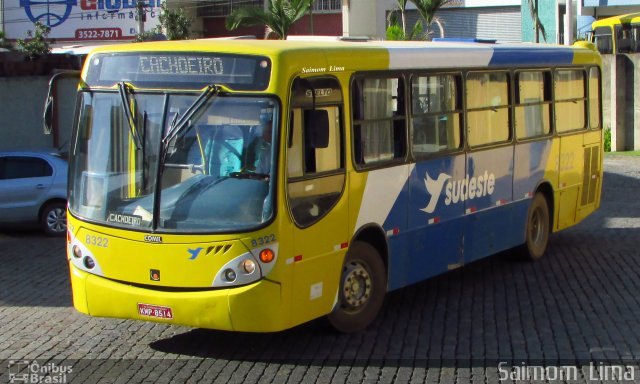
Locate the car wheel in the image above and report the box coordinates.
[328,241,386,333]
[40,202,67,236]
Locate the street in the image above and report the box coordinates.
[1,155,640,383]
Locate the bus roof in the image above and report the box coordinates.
[85,39,601,77]
[592,13,640,29]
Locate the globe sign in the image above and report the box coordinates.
[20,0,77,28]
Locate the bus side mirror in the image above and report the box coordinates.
[43,70,81,135]
[43,96,53,134]
[306,109,329,149]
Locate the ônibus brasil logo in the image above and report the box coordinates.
[20,0,76,28]
[421,171,496,214]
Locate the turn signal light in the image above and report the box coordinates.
[259,248,275,263]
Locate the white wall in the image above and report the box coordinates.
[343,0,525,39]
[464,0,520,6]
[343,0,388,38]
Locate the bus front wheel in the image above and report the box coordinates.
[328,241,386,333]
[521,192,550,261]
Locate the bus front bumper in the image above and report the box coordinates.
[69,263,286,332]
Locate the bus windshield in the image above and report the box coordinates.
[69,91,278,233]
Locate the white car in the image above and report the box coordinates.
[0,150,68,235]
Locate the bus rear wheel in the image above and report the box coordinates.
[328,241,386,333]
[521,192,550,261]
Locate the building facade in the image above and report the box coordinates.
[521,0,640,44]
[2,0,640,45]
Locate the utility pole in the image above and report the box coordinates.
[309,0,314,35]
[564,0,573,45]
[137,0,145,35]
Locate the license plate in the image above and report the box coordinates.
[137,303,173,319]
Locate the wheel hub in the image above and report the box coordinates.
[531,208,543,243]
[47,208,67,233]
[342,262,372,309]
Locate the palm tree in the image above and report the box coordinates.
[527,0,547,43]
[226,0,314,40]
[397,0,409,35]
[409,0,450,40]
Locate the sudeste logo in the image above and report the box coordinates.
[421,171,496,213]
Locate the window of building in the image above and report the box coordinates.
[466,71,510,147]
[197,0,263,18]
[352,76,407,166]
[515,70,551,139]
[555,69,586,133]
[410,74,461,155]
[312,0,342,12]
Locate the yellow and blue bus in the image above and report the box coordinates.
[65,39,603,333]
[591,13,640,54]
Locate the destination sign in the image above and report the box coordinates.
[86,52,271,90]
[138,55,225,76]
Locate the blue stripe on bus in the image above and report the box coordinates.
[382,140,554,291]
[489,48,575,66]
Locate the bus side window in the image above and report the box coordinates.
[410,74,462,155]
[466,71,510,147]
[515,71,551,139]
[287,106,344,227]
[588,67,601,130]
[593,27,613,55]
[352,76,407,166]
[555,69,587,133]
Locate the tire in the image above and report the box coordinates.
[40,202,67,236]
[520,192,550,261]
[328,241,386,333]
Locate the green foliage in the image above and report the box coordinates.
[409,0,449,39]
[604,127,611,152]
[135,3,191,42]
[16,22,52,59]
[135,30,164,42]
[386,24,405,41]
[386,19,424,41]
[158,3,190,40]
[0,31,12,50]
[226,0,314,40]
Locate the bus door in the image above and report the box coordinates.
[408,73,466,284]
[464,71,514,262]
[286,77,348,325]
[577,67,603,223]
[555,68,599,229]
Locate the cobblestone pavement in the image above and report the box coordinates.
[1,155,640,384]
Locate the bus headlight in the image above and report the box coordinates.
[83,256,96,269]
[224,269,237,282]
[242,259,256,274]
[67,234,105,276]
[212,253,264,287]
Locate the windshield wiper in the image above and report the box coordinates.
[162,85,219,149]
[117,82,143,150]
